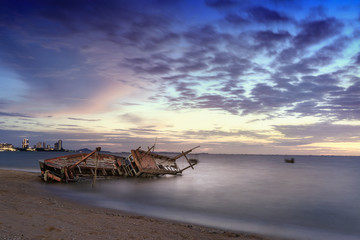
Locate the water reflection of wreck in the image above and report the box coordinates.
[39,145,199,183]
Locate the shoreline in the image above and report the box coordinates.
[0,169,281,240]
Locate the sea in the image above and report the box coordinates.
[1,151,360,240]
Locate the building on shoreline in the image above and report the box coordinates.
[54,140,63,151]
[0,143,16,151]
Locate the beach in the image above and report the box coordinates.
[0,169,276,240]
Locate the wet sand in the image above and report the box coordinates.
[0,169,281,240]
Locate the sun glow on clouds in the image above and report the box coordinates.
[1,0,360,154]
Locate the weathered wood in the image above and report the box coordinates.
[171,146,200,160]
[39,145,200,183]
[183,151,194,170]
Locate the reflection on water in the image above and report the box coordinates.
[2,152,360,240]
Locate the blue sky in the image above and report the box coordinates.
[0,0,360,154]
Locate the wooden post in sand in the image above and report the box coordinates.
[92,148,100,188]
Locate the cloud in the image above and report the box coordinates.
[248,6,291,23]
[183,25,231,49]
[355,53,360,64]
[57,124,80,127]
[205,0,239,8]
[183,129,270,139]
[252,30,291,51]
[0,112,31,118]
[279,61,317,75]
[293,18,344,49]
[177,62,208,73]
[274,122,360,143]
[68,117,101,122]
[326,81,360,120]
[225,13,249,25]
[120,113,144,124]
[276,47,299,64]
[276,36,350,74]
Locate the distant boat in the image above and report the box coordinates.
[284,157,295,163]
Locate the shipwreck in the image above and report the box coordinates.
[39,145,199,183]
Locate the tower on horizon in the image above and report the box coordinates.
[58,139,62,150]
[22,138,29,149]
[54,139,63,151]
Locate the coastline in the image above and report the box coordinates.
[0,169,280,240]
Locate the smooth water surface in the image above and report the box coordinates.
[1,152,360,240]
[0,151,74,172]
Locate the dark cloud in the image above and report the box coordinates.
[302,74,338,86]
[242,84,293,114]
[177,62,208,73]
[0,112,31,118]
[211,52,234,65]
[146,64,172,74]
[276,36,350,74]
[123,57,172,75]
[277,77,359,121]
[162,74,189,82]
[276,47,299,64]
[225,13,249,25]
[252,30,291,52]
[125,57,149,65]
[290,101,322,117]
[220,79,245,95]
[248,6,291,23]
[184,129,269,139]
[58,124,79,127]
[174,82,198,98]
[293,18,344,49]
[355,53,360,64]
[128,128,158,134]
[317,36,350,56]
[183,25,232,49]
[205,0,239,8]
[121,29,180,51]
[230,71,349,118]
[68,117,101,122]
[326,81,360,120]
[274,122,360,141]
[165,93,240,114]
[209,54,254,78]
[279,61,317,75]
[194,94,241,114]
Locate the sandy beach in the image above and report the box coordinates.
[0,169,281,240]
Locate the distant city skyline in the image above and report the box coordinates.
[2,138,65,151]
[1,0,360,155]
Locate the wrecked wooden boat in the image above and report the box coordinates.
[39,146,199,183]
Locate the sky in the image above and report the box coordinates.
[0,0,360,155]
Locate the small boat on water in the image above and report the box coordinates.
[284,157,295,163]
[39,145,199,183]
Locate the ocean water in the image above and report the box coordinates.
[1,152,360,240]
